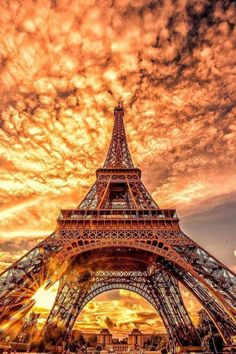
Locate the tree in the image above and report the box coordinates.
[159,335,168,353]
[197,309,218,338]
[197,309,225,352]
[88,335,97,347]
[44,323,65,345]
[78,334,86,346]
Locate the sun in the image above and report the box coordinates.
[32,282,59,310]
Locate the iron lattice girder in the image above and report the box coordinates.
[45,269,200,347]
[78,107,160,210]
[157,259,236,342]
[0,225,235,345]
[103,105,134,169]
[0,105,235,346]
[0,238,60,327]
[174,244,236,307]
[79,170,159,210]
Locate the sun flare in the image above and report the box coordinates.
[32,282,58,310]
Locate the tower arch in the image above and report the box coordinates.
[44,268,201,347]
[57,240,236,320]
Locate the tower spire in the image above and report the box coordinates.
[103,104,134,168]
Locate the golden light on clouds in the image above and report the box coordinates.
[0,0,236,335]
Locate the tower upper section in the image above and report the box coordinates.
[76,105,159,210]
[103,103,134,169]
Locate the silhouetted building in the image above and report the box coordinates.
[128,328,154,349]
[97,329,112,348]
[97,328,156,351]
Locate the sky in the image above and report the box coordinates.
[0,0,236,336]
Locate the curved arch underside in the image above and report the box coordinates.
[59,238,236,319]
[58,228,236,312]
[42,246,236,346]
[45,267,201,347]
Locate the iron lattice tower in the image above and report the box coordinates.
[0,104,235,350]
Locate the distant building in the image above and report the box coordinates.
[97,328,112,348]
[128,328,154,349]
[128,328,142,348]
[70,327,161,351]
[97,328,156,351]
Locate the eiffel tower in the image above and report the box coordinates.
[0,104,235,351]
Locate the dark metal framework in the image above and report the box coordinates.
[0,104,235,349]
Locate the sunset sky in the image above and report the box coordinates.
[0,0,236,336]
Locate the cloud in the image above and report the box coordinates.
[72,290,166,336]
[104,316,115,329]
[0,236,43,273]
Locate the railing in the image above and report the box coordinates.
[58,209,178,220]
[96,167,142,177]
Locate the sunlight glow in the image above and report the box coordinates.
[32,282,58,310]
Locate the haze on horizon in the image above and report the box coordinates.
[0,0,235,334]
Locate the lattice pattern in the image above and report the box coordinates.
[174,244,236,308]
[77,106,159,210]
[156,258,236,343]
[148,272,200,346]
[0,236,60,332]
[44,269,200,347]
[103,105,134,168]
[129,181,158,209]
[57,229,192,245]
[78,183,97,209]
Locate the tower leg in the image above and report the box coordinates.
[174,241,236,309]
[159,259,236,345]
[0,235,61,335]
[147,271,200,347]
[43,270,93,342]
